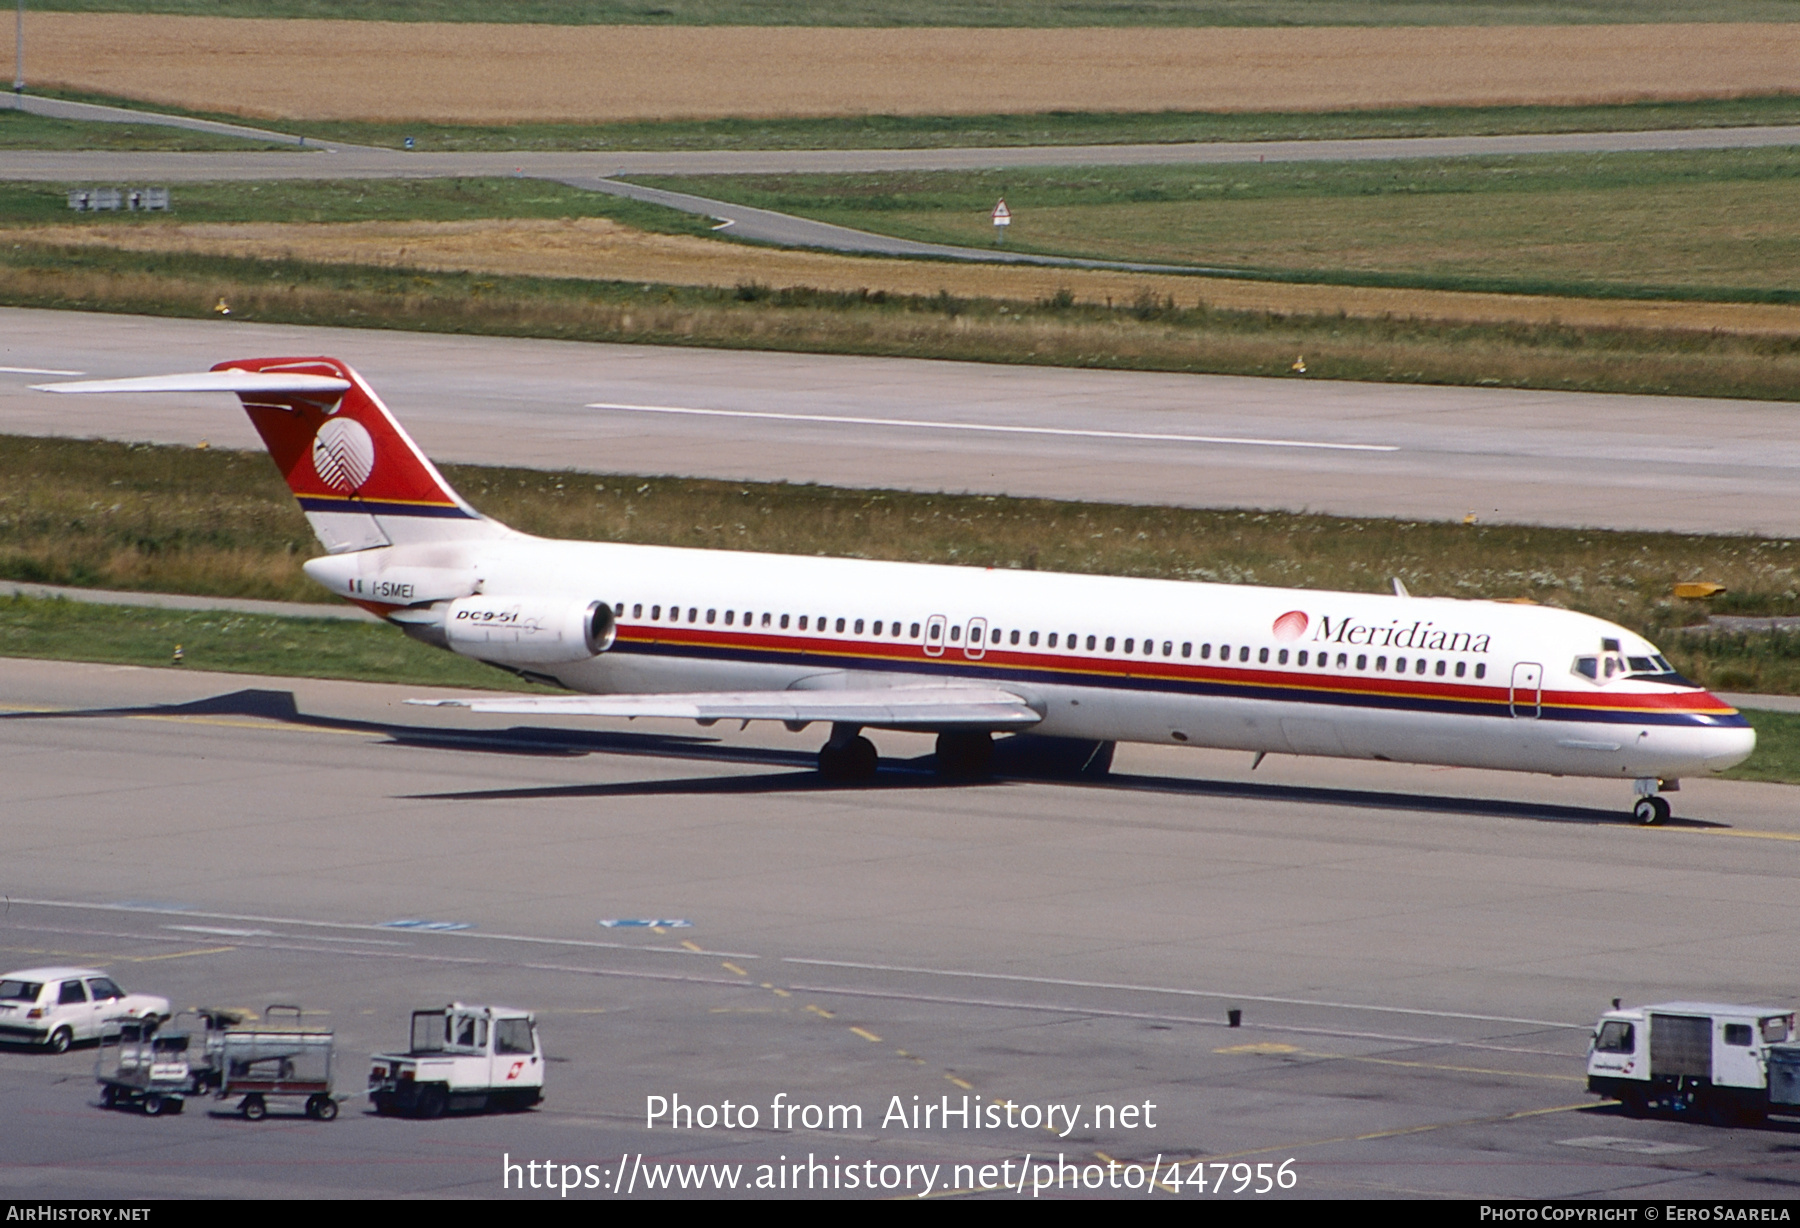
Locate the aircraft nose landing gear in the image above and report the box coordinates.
[1631,777,1674,826]
[818,723,879,782]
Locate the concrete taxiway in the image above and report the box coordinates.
[6,307,1798,537]
[2,657,1799,1198]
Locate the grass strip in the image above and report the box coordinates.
[20,86,1800,153]
[0,108,297,152]
[0,593,529,689]
[0,179,714,236]
[21,1,1800,26]
[6,243,1800,402]
[4,433,1800,694]
[637,146,1800,300]
[1723,710,1800,785]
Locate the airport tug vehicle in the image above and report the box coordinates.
[1587,1001,1800,1123]
[369,1003,544,1118]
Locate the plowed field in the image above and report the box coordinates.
[20,218,1800,335]
[7,15,1799,122]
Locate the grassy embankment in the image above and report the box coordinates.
[3,433,1797,779]
[15,88,1800,152]
[639,146,1800,301]
[4,171,1800,400]
[21,1,1800,25]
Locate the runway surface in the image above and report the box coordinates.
[3,657,1799,1199]
[4,307,1796,536]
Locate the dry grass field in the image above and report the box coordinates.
[19,218,1800,336]
[7,15,1800,122]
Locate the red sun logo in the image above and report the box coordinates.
[1272,610,1309,641]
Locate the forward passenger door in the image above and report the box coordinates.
[1510,662,1543,718]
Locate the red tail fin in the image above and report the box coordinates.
[211,357,501,551]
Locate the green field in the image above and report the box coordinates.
[0,177,713,235]
[0,108,295,151]
[22,1,1800,26]
[18,88,1800,154]
[641,146,1800,301]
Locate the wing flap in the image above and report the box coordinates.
[410,685,1043,730]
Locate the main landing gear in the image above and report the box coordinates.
[1632,777,1675,826]
[814,727,1001,782]
[817,724,879,782]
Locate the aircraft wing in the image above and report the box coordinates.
[410,685,1044,730]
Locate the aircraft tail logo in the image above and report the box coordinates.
[311,417,376,492]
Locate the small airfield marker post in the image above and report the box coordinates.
[991,197,1011,245]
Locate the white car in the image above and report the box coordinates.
[0,967,170,1054]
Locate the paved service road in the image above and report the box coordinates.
[3,307,1796,536]
[2,658,1798,1198]
[7,124,1800,181]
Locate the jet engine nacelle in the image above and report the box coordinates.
[442,596,616,666]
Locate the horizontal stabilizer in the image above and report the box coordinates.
[410,685,1044,730]
[33,371,351,395]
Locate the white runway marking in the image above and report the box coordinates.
[0,365,85,376]
[586,401,1401,453]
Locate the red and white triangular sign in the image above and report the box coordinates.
[991,198,1011,224]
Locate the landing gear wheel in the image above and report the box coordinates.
[1633,796,1671,826]
[935,731,994,778]
[818,735,879,782]
[45,1026,73,1055]
[306,1094,338,1121]
[241,1094,267,1121]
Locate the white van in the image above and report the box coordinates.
[1587,1001,1797,1123]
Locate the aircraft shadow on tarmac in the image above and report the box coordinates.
[4,687,1725,829]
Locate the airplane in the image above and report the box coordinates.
[38,356,1754,825]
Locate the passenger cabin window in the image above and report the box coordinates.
[1455,662,1467,677]
[1475,664,1487,679]
[780,614,790,629]
[1123,638,1133,653]
[1201,644,1212,659]
[854,619,864,634]
[1029,632,1039,646]
[912,623,922,638]
[652,605,662,620]
[1105,637,1116,652]
[928,623,940,640]
[1258,647,1269,664]
[1277,649,1288,665]
[1594,1021,1635,1053]
[725,610,735,625]
[1297,651,1308,666]
[836,618,846,633]
[1239,647,1250,663]
[632,604,642,619]
[1181,643,1191,658]
[1356,654,1367,670]
[1725,1023,1754,1047]
[1086,635,1096,651]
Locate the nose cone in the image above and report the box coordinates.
[1701,695,1757,772]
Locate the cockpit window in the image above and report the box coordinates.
[1573,656,1598,680]
[1627,657,1655,673]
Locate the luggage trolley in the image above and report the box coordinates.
[95,1016,198,1116]
[216,1004,339,1121]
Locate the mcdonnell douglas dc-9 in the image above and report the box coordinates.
[40,357,1753,825]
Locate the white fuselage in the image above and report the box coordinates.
[314,533,1754,781]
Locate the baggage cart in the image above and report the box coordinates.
[95,1016,197,1116]
[216,1004,339,1121]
